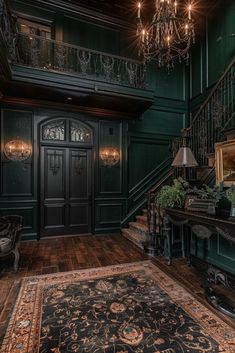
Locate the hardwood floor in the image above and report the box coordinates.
[0,233,235,344]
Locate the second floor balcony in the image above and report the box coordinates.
[0,0,153,116]
[15,32,146,90]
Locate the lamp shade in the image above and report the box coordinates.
[172,147,198,167]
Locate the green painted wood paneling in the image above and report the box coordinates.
[0,202,37,240]
[131,108,186,136]
[128,135,170,190]
[2,162,32,196]
[63,15,121,54]
[147,62,186,101]
[207,1,235,87]
[94,199,126,233]
[99,121,122,195]
[190,43,203,98]
[1,109,33,197]
[190,0,235,102]
[98,203,123,225]
[191,235,235,276]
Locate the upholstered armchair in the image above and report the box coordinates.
[0,215,23,271]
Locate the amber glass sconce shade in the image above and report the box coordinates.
[100,146,120,167]
[4,139,32,162]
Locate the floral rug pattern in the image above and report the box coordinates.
[1,261,235,353]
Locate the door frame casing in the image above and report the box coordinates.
[38,116,95,239]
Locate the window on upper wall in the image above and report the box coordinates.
[17,18,51,39]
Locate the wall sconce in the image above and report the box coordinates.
[4,139,32,162]
[100,146,120,167]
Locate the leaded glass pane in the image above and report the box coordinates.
[70,121,91,143]
[43,120,65,141]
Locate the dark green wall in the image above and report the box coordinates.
[0,109,36,239]
[128,61,187,192]
[189,1,235,275]
[2,0,234,276]
[1,0,186,239]
[0,107,129,238]
[190,0,235,105]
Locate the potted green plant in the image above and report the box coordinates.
[188,183,230,217]
[226,184,235,217]
[155,177,188,210]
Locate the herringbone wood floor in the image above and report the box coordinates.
[0,234,234,343]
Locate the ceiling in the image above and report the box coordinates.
[67,0,130,19]
[65,0,222,22]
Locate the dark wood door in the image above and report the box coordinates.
[40,146,92,236]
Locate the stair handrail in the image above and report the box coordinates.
[146,168,174,237]
[190,55,235,127]
[177,53,235,166]
[128,157,172,199]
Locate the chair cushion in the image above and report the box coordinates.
[0,237,12,253]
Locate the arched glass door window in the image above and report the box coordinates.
[41,118,93,145]
[70,120,92,143]
[42,119,65,141]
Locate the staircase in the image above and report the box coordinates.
[121,54,235,249]
[122,209,150,248]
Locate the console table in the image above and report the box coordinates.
[164,208,235,318]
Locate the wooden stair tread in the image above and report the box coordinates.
[129,222,148,232]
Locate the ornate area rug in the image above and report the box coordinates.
[1,261,235,353]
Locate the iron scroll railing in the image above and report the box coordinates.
[171,58,235,168]
[190,58,235,166]
[14,32,146,89]
[172,56,235,167]
[0,0,146,88]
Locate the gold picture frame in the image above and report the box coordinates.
[215,139,235,187]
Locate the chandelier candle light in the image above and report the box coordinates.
[136,0,195,68]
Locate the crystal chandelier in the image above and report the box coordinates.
[136,0,195,68]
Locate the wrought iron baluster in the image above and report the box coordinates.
[147,192,152,237]
[230,70,234,128]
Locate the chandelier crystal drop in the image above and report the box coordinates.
[136,0,195,69]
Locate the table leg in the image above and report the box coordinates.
[186,227,191,266]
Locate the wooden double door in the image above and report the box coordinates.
[40,146,92,237]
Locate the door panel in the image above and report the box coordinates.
[44,149,65,200]
[44,204,66,230]
[41,146,91,236]
[69,204,88,230]
[69,150,88,199]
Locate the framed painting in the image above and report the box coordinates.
[215,140,235,187]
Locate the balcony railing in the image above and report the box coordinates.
[14,32,146,89]
[0,0,146,88]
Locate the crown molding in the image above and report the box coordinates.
[19,0,132,30]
